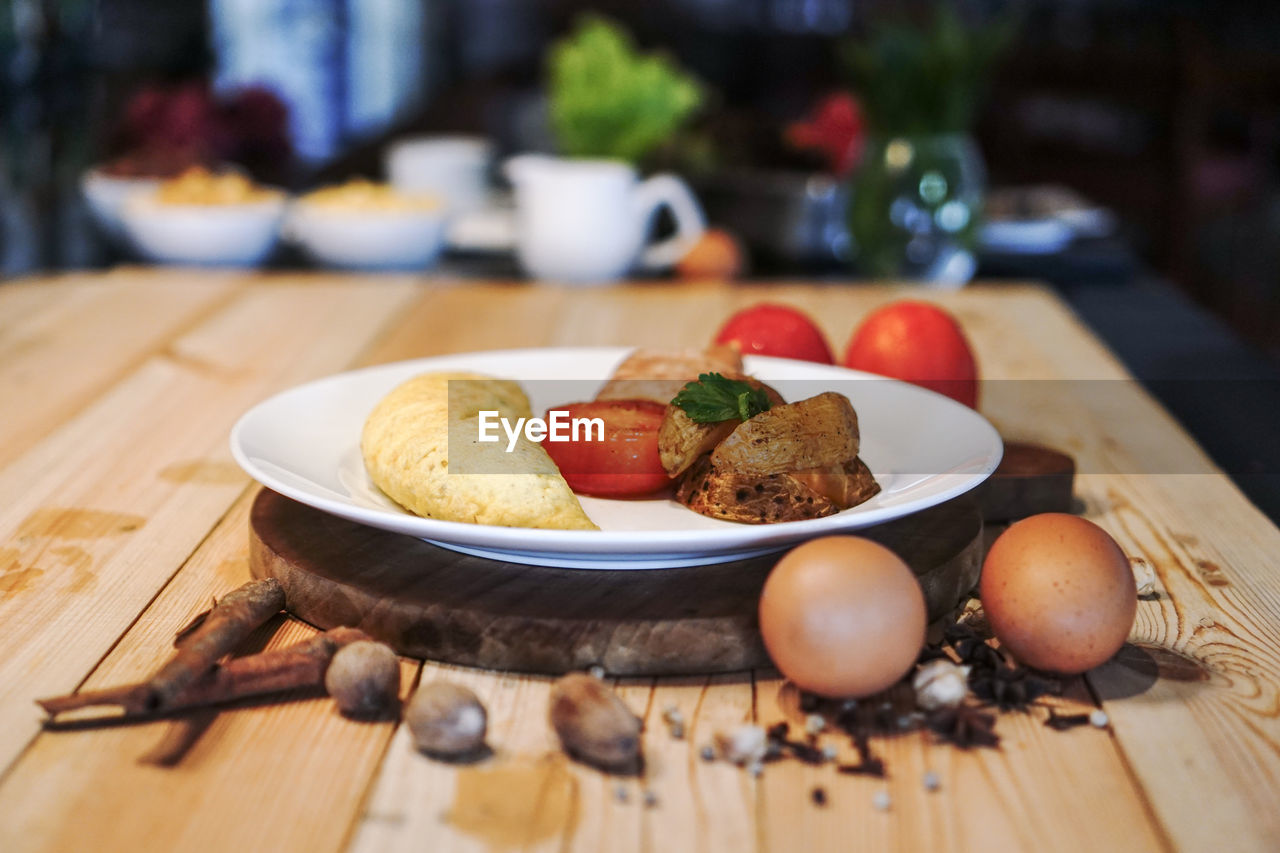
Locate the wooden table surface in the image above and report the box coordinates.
[0,268,1277,853]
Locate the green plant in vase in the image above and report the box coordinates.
[506,17,709,283]
[843,3,1016,284]
[548,15,705,165]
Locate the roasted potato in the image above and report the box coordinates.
[709,392,860,477]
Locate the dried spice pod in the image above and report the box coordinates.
[926,705,1000,749]
[913,659,970,711]
[325,641,401,718]
[407,680,487,758]
[549,672,642,772]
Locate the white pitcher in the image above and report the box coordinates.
[504,155,705,284]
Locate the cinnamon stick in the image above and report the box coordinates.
[146,577,286,710]
[39,626,371,723]
[162,626,369,711]
[38,578,285,718]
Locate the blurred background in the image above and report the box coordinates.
[2,0,1279,357]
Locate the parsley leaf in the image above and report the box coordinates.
[670,373,773,423]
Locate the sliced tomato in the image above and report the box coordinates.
[540,399,671,497]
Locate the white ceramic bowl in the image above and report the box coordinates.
[80,169,163,245]
[284,203,448,271]
[120,193,287,267]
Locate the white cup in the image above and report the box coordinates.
[385,136,493,214]
[504,155,705,284]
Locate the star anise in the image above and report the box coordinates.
[970,662,1057,711]
[943,621,981,646]
[926,705,1000,749]
[955,637,1004,669]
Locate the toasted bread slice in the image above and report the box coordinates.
[595,345,743,406]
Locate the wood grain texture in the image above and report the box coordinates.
[249,488,981,674]
[961,285,1280,851]
[0,273,419,776]
[0,269,245,467]
[0,274,1275,853]
[0,490,416,853]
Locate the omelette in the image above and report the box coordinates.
[361,371,597,530]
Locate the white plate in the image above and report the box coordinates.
[230,348,1002,569]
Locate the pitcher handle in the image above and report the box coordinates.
[633,173,706,271]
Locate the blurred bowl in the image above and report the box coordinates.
[284,203,448,271]
[80,169,163,245]
[120,193,287,267]
[386,136,493,215]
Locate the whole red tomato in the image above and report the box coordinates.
[841,301,979,407]
[714,303,835,364]
[539,400,671,497]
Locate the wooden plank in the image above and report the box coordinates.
[358,281,571,362]
[639,673,758,853]
[2,276,1277,852]
[953,285,1280,851]
[0,269,247,468]
[0,489,417,853]
[348,663,569,853]
[349,669,761,853]
[0,277,420,777]
[751,673,1165,853]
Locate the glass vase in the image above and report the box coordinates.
[848,133,986,287]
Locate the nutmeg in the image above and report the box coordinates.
[324,640,401,718]
[406,680,487,758]
[548,672,642,772]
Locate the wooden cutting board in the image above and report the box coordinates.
[249,488,982,675]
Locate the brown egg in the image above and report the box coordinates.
[675,228,745,279]
[759,536,927,698]
[979,513,1136,674]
